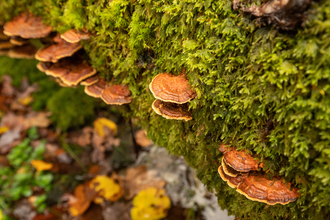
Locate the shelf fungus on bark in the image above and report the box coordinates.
[149,73,196,104]
[236,175,300,205]
[222,157,244,177]
[233,0,312,30]
[218,165,248,188]
[152,99,193,121]
[8,44,38,59]
[60,29,91,43]
[219,144,262,172]
[84,78,107,98]
[3,13,52,39]
[101,84,132,105]
[36,56,96,86]
[35,34,82,63]
[80,75,99,86]
[10,36,29,46]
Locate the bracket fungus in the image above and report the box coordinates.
[84,78,107,98]
[218,165,248,188]
[35,34,82,63]
[61,29,90,43]
[36,56,96,86]
[236,175,300,205]
[219,144,262,172]
[80,75,99,86]
[3,13,52,39]
[8,44,38,59]
[10,36,29,46]
[234,0,312,30]
[149,73,196,104]
[222,157,243,177]
[101,84,132,105]
[152,99,193,121]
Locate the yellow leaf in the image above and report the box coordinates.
[0,209,2,220]
[89,175,122,202]
[18,95,33,105]
[0,126,9,135]
[93,118,117,137]
[30,160,53,172]
[131,187,171,220]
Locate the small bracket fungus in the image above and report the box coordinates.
[8,44,38,59]
[84,78,107,98]
[234,0,312,30]
[149,73,196,104]
[152,99,193,121]
[10,36,29,46]
[236,175,300,205]
[101,84,132,105]
[80,75,99,86]
[222,157,243,177]
[60,29,90,43]
[220,144,262,172]
[35,34,82,63]
[218,165,248,188]
[36,56,96,86]
[3,13,52,39]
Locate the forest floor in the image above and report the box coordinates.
[0,75,234,220]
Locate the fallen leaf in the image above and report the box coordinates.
[31,160,53,172]
[102,202,132,220]
[23,112,51,129]
[69,184,98,217]
[18,95,33,106]
[121,166,166,200]
[0,126,9,134]
[135,130,152,147]
[89,175,123,203]
[0,129,20,149]
[130,187,171,220]
[1,75,15,97]
[93,118,117,137]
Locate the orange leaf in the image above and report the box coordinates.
[31,160,53,172]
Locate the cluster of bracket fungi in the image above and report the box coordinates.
[233,0,313,30]
[218,144,300,205]
[1,12,132,106]
[149,72,196,121]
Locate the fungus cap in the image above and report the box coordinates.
[101,85,132,105]
[60,29,90,43]
[218,165,247,188]
[10,36,29,46]
[8,44,38,59]
[84,78,107,98]
[35,34,82,63]
[149,73,196,104]
[36,56,96,86]
[80,75,99,86]
[3,13,52,39]
[222,147,260,172]
[222,157,243,177]
[236,175,300,205]
[152,99,193,121]
[0,41,15,50]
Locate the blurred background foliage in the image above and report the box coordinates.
[0,0,330,219]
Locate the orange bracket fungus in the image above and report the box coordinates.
[60,29,90,43]
[10,36,29,46]
[219,144,262,172]
[8,44,38,59]
[84,78,107,98]
[149,73,196,104]
[218,165,248,189]
[35,34,82,63]
[236,175,300,205]
[152,99,192,121]
[222,157,243,177]
[80,75,99,86]
[3,13,52,39]
[36,56,96,86]
[101,84,132,105]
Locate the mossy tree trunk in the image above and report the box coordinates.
[1,0,330,219]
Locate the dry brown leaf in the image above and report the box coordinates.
[135,130,152,147]
[1,75,15,97]
[23,111,51,129]
[68,127,93,147]
[121,166,166,200]
[102,202,132,220]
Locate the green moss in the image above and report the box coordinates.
[1,0,330,219]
